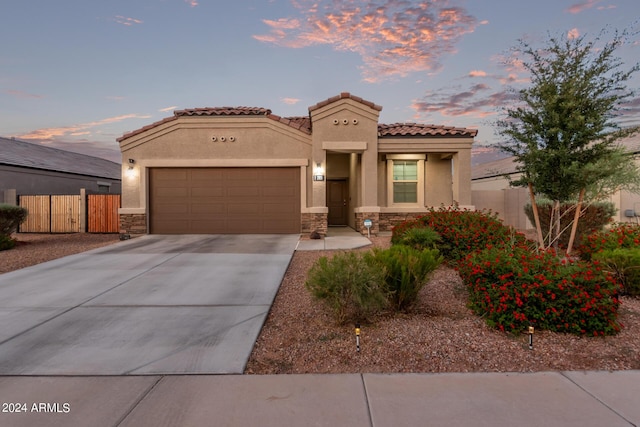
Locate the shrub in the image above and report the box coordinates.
[524,200,615,249]
[305,251,388,324]
[391,207,528,262]
[0,234,16,251]
[368,246,443,311]
[593,248,640,297]
[578,223,640,261]
[395,226,441,251]
[0,204,28,237]
[457,245,622,335]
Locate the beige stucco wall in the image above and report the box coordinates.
[119,116,312,212]
[310,98,380,212]
[425,155,453,206]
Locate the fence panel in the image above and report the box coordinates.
[51,195,81,232]
[19,195,51,232]
[88,194,121,233]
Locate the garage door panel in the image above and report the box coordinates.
[150,167,300,234]
[191,187,224,197]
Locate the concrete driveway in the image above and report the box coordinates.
[0,234,299,375]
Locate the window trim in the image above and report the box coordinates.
[386,154,425,208]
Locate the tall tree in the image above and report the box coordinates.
[497,29,640,253]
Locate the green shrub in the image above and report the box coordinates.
[391,207,528,262]
[395,226,441,251]
[593,248,640,297]
[457,245,622,335]
[0,204,28,237]
[524,200,616,249]
[0,234,16,251]
[368,246,443,311]
[305,251,388,324]
[579,223,640,261]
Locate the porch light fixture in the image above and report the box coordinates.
[126,158,136,178]
[313,162,325,181]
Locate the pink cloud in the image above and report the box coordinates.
[114,15,143,26]
[18,114,151,141]
[566,0,600,14]
[184,0,199,7]
[468,70,487,77]
[6,89,44,99]
[158,106,177,112]
[281,97,300,105]
[568,28,580,39]
[254,0,478,82]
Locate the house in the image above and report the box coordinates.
[471,134,640,229]
[117,93,477,235]
[0,137,122,204]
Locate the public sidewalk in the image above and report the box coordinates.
[0,371,637,426]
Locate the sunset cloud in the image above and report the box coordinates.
[566,0,600,14]
[114,15,143,26]
[18,114,151,141]
[184,0,199,7]
[254,0,478,82]
[468,70,487,77]
[568,28,580,39]
[413,83,518,118]
[6,89,44,99]
[159,106,177,112]
[281,97,301,105]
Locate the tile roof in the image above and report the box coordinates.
[309,92,383,112]
[378,123,478,137]
[0,137,121,180]
[118,108,311,141]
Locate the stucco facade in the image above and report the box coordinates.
[118,93,476,235]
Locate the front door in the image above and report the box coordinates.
[327,179,348,226]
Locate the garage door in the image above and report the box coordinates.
[149,167,300,234]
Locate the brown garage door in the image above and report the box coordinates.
[149,167,300,234]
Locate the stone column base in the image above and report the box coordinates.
[301,213,328,236]
[379,213,426,232]
[119,214,147,235]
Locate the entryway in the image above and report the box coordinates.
[327,179,348,226]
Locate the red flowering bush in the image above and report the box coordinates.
[578,223,640,261]
[457,245,622,335]
[391,207,528,262]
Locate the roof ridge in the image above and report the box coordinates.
[308,92,382,112]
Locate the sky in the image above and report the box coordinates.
[2,0,639,164]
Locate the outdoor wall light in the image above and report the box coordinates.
[126,159,136,178]
[313,162,325,181]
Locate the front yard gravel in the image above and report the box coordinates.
[245,236,640,374]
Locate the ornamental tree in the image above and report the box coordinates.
[496,29,640,254]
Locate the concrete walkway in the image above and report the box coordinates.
[296,226,372,250]
[0,371,637,426]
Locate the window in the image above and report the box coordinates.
[392,161,418,203]
[386,154,425,207]
[97,181,111,193]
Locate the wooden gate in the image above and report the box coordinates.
[51,195,81,232]
[19,195,51,232]
[87,194,121,233]
[19,195,81,232]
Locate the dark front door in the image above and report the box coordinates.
[327,179,348,226]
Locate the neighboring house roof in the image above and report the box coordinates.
[472,156,519,180]
[472,133,640,180]
[118,92,477,142]
[379,123,478,138]
[0,137,121,180]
